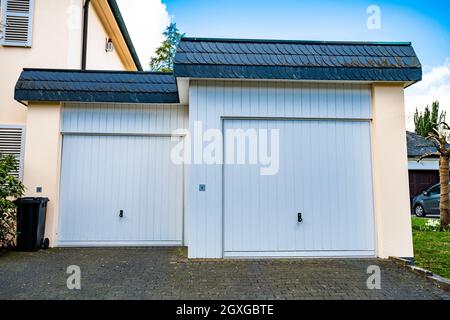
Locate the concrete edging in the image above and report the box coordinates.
[389,257,450,292]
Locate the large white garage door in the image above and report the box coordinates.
[58,135,183,246]
[223,119,375,257]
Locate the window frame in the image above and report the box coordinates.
[0,0,35,47]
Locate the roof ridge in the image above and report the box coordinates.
[180,37,412,46]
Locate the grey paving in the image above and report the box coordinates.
[0,247,448,300]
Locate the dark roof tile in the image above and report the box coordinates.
[406,131,439,158]
[15,69,179,104]
[174,37,422,82]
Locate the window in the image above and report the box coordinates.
[428,185,440,195]
[0,0,35,47]
[0,125,25,180]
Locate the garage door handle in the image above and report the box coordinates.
[298,212,303,223]
[119,210,124,218]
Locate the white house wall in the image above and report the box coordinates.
[188,80,372,258]
[408,159,439,170]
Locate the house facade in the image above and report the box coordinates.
[0,0,141,179]
[406,131,439,199]
[14,37,422,259]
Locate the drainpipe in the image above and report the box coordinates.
[81,0,91,70]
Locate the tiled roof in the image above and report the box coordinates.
[406,131,438,158]
[174,38,422,82]
[15,69,179,104]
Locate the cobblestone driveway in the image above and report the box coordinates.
[0,247,448,300]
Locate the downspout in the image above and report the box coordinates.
[81,0,91,70]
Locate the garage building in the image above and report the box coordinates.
[14,37,422,258]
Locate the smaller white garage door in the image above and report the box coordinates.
[58,134,183,246]
[223,119,375,257]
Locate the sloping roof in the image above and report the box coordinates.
[174,37,422,83]
[107,0,143,71]
[14,69,179,104]
[406,131,438,158]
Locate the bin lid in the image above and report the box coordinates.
[15,197,49,204]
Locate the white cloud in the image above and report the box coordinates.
[405,59,450,131]
[116,0,170,70]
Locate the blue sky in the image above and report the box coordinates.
[164,0,450,68]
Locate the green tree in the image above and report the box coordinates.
[417,101,450,230]
[0,154,25,249]
[149,23,184,72]
[414,101,445,137]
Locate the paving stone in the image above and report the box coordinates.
[0,247,449,300]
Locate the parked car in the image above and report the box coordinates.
[412,183,450,217]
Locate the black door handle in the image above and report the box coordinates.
[298,212,303,223]
[119,210,124,218]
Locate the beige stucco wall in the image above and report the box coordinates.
[0,0,127,126]
[22,103,62,245]
[86,5,125,70]
[0,0,76,125]
[371,84,414,258]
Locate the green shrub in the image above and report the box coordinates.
[0,154,25,249]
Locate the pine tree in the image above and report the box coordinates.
[149,23,184,72]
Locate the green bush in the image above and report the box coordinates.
[0,154,25,249]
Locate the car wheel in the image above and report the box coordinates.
[414,204,426,217]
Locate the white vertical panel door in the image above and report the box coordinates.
[58,135,183,246]
[223,119,375,257]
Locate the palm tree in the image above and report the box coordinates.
[419,121,450,230]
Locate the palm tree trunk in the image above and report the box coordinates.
[439,155,450,229]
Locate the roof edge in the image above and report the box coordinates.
[180,37,412,46]
[21,68,171,75]
[173,65,422,83]
[107,0,143,71]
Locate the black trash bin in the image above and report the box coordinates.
[15,197,49,251]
